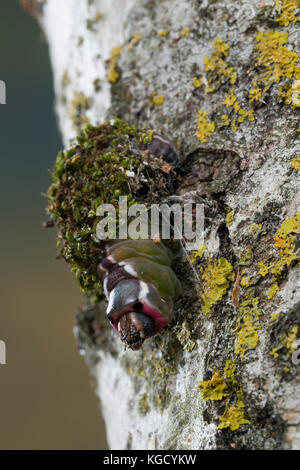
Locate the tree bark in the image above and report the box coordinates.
[37,0,300,449]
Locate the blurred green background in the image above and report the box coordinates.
[0,0,108,449]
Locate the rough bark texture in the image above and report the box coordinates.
[38,0,300,449]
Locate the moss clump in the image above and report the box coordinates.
[200,257,233,315]
[47,119,176,299]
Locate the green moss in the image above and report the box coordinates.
[47,119,175,300]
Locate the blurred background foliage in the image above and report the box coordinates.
[0,0,107,449]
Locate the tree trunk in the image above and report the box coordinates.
[36,0,300,449]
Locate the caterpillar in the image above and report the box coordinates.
[47,119,181,350]
[97,239,181,350]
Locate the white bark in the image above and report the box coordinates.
[39,0,300,449]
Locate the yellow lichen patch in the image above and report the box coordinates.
[158,30,168,37]
[221,114,230,126]
[267,281,280,299]
[193,77,203,88]
[218,392,250,431]
[250,223,262,235]
[150,91,164,106]
[200,361,250,431]
[200,257,233,315]
[138,393,150,415]
[202,39,237,93]
[240,275,251,287]
[225,207,235,226]
[253,213,300,302]
[222,88,237,107]
[270,325,299,358]
[275,212,300,241]
[248,81,262,103]
[198,368,229,401]
[279,79,300,106]
[231,119,238,132]
[291,157,300,170]
[291,79,300,106]
[271,311,280,321]
[224,359,237,387]
[107,45,122,83]
[180,27,190,38]
[258,260,269,277]
[222,89,255,128]
[234,296,262,358]
[195,110,215,143]
[275,0,300,27]
[238,108,255,123]
[190,244,206,261]
[128,33,142,49]
[255,30,300,90]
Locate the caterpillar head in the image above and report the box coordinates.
[118,311,156,350]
